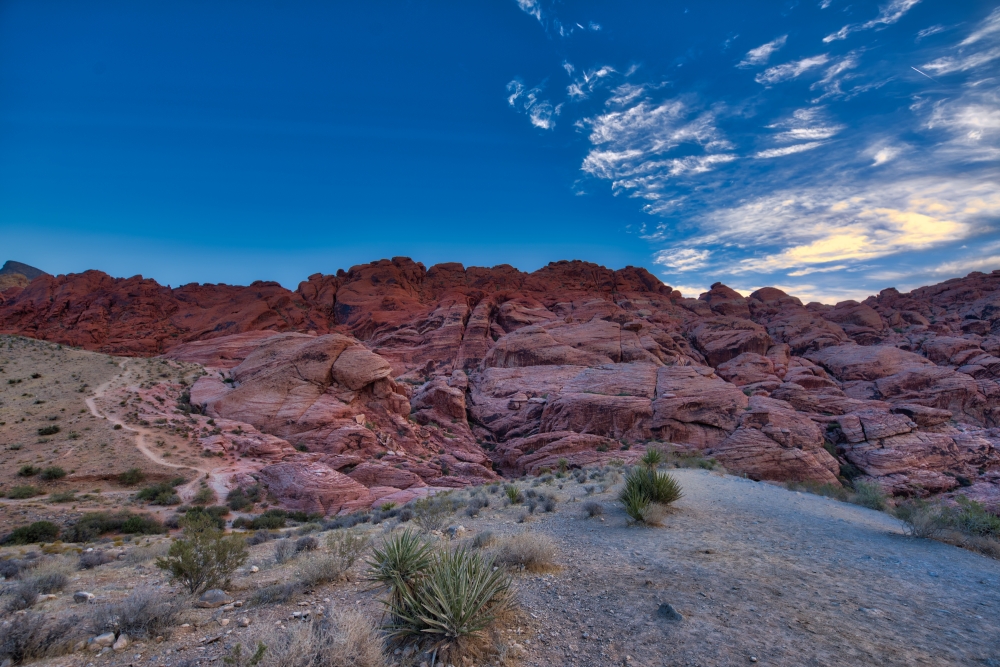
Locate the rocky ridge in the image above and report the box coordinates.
[3,258,1000,514]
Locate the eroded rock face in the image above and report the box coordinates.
[5,257,1000,504]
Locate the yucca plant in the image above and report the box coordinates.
[640,447,664,469]
[367,529,434,605]
[619,466,682,525]
[383,547,512,653]
[503,484,523,504]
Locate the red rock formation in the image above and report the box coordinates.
[5,259,1000,507]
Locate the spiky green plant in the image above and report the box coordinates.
[383,548,511,652]
[619,482,652,523]
[503,484,523,504]
[640,447,664,469]
[622,466,682,505]
[367,529,434,604]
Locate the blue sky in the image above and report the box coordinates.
[1,1,997,303]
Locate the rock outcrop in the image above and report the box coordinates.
[5,257,1000,510]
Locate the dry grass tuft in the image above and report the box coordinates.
[492,532,558,572]
[244,609,388,667]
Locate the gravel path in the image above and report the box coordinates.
[513,469,1000,667]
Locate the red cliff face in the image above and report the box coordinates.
[5,258,1000,511]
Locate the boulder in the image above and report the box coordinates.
[257,461,373,515]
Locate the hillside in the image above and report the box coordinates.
[1,259,1000,516]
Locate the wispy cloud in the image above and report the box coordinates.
[653,247,711,271]
[738,35,787,67]
[567,66,616,101]
[755,55,830,85]
[754,142,825,158]
[506,78,562,129]
[916,24,948,42]
[768,107,844,142]
[922,10,1000,75]
[871,145,901,166]
[823,0,922,43]
[515,0,542,22]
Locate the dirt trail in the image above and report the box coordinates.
[84,360,229,503]
[510,469,1000,667]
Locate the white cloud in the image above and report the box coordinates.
[562,61,575,76]
[768,107,845,142]
[754,142,825,158]
[930,254,1000,276]
[923,46,1000,75]
[823,0,922,43]
[567,66,616,101]
[871,146,901,165]
[755,55,830,85]
[692,179,1000,275]
[653,248,711,271]
[667,285,710,298]
[788,264,849,276]
[515,0,542,22]
[960,7,1000,47]
[506,78,560,130]
[916,24,947,41]
[738,35,787,67]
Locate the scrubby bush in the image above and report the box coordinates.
[118,468,146,486]
[233,509,287,530]
[243,610,388,667]
[88,587,181,638]
[6,580,39,611]
[38,467,66,481]
[246,530,276,546]
[226,485,262,511]
[36,425,59,437]
[250,582,299,607]
[17,465,39,477]
[79,550,116,570]
[0,612,83,664]
[947,496,1000,538]
[2,521,59,545]
[411,494,454,533]
[192,485,215,506]
[156,512,249,593]
[296,529,370,588]
[7,486,42,499]
[273,539,297,564]
[29,571,68,594]
[851,480,888,511]
[492,533,557,572]
[136,480,183,506]
[895,498,947,538]
[503,485,524,505]
[65,511,165,542]
[583,501,603,518]
[296,536,319,552]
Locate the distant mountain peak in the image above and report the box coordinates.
[0,261,46,280]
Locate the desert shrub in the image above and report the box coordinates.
[503,485,524,505]
[47,491,76,503]
[78,550,116,570]
[192,485,215,506]
[895,498,948,538]
[182,505,228,530]
[38,467,66,481]
[947,496,1000,538]
[583,501,603,518]
[66,511,164,542]
[492,533,557,572]
[411,495,454,533]
[36,425,59,437]
[17,465,38,477]
[465,495,489,518]
[245,610,388,667]
[273,539,297,564]
[542,495,557,513]
[246,530,276,546]
[0,559,24,579]
[137,481,182,506]
[7,486,42,499]
[28,571,68,594]
[0,612,83,664]
[118,468,146,486]
[250,582,299,607]
[6,580,39,611]
[2,521,59,545]
[88,587,181,638]
[246,509,288,530]
[156,512,249,593]
[296,536,319,552]
[471,531,495,549]
[296,529,370,588]
[397,508,414,523]
[367,530,434,606]
[851,480,888,511]
[382,548,512,658]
